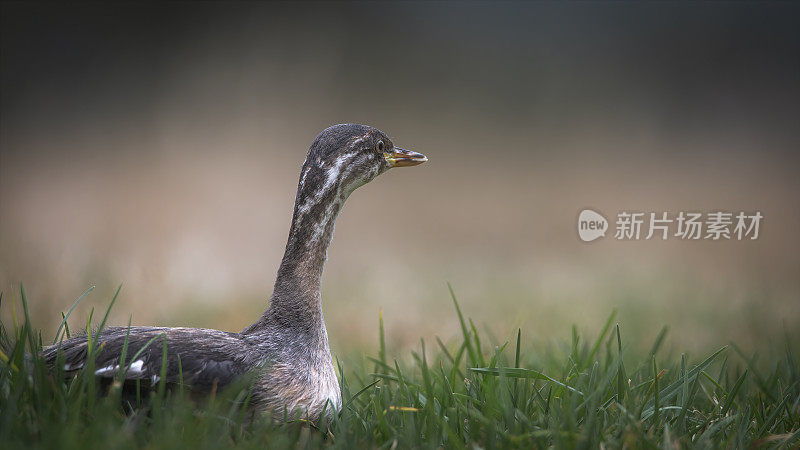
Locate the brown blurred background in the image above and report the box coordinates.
[1,2,798,357]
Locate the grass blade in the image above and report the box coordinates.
[53,285,95,344]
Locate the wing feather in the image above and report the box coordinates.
[44,326,251,392]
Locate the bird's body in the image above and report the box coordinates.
[43,124,427,419]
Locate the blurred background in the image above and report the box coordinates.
[1,2,798,357]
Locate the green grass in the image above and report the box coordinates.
[1,284,798,449]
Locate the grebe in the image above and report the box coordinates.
[43,124,427,419]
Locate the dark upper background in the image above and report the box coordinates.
[2,2,799,353]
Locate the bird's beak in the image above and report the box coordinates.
[384,147,428,167]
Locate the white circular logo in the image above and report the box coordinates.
[578,209,608,242]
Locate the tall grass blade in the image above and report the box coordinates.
[378,308,386,371]
[720,369,747,416]
[53,285,95,344]
[448,283,477,367]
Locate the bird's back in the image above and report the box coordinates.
[44,326,253,392]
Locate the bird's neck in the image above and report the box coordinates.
[270,199,343,324]
[244,164,349,335]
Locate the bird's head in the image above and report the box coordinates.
[298,124,427,200]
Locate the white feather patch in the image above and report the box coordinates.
[93,359,145,376]
[94,364,119,375]
[129,360,145,374]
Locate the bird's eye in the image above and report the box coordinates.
[376,140,385,152]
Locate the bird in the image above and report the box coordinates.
[42,124,427,420]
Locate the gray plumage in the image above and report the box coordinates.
[42,124,427,420]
